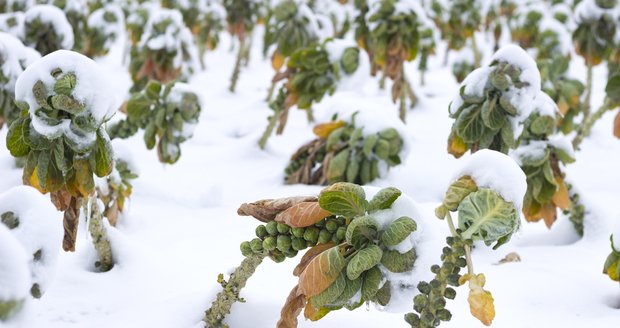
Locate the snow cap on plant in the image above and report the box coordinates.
[0,224,30,322]
[0,186,62,299]
[448,44,541,157]
[0,32,40,127]
[573,0,618,66]
[83,3,124,58]
[23,5,74,55]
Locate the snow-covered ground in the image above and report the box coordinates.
[1,25,619,328]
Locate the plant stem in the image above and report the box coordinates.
[258,102,282,149]
[572,98,611,149]
[446,211,458,237]
[204,253,266,328]
[471,33,482,68]
[86,197,114,272]
[464,244,474,275]
[229,38,246,93]
[266,78,276,102]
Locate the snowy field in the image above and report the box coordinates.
[1,4,620,328]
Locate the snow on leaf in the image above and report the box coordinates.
[380,216,417,247]
[275,202,332,228]
[443,175,478,211]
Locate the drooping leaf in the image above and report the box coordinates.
[6,117,30,157]
[367,187,401,212]
[605,75,620,104]
[381,249,416,273]
[361,265,382,301]
[345,216,379,249]
[380,216,417,246]
[447,130,468,158]
[319,182,367,217]
[455,105,484,143]
[298,246,347,297]
[443,175,478,211]
[458,189,519,248]
[310,273,346,308]
[94,129,114,177]
[73,156,95,197]
[374,281,391,306]
[313,120,346,139]
[277,285,306,328]
[461,274,495,326]
[551,177,570,210]
[237,196,317,222]
[332,275,362,306]
[613,110,620,139]
[275,202,332,228]
[346,245,382,280]
[603,251,620,282]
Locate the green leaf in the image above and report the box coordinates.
[346,245,383,280]
[530,115,554,135]
[345,216,379,249]
[519,148,549,167]
[368,187,401,212]
[481,98,505,130]
[310,273,346,308]
[299,246,347,297]
[36,150,50,190]
[6,117,30,157]
[380,216,417,246]
[319,182,367,217]
[381,248,416,273]
[326,149,350,183]
[361,266,382,301]
[605,74,620,103]
[443,176,478,211]
[332,275,362,306]
[94,129,114,177]
[455,104,485,143]
[374,281,391,306]
[458,189,519,248]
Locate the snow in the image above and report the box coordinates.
[0,224,30,302]
[0,32,40,92]
[452,149,527,209]
[0,12,25,39]
[14,50,117,146]
[614,221,620,250]
[511,140,548,166]
[0,186,62,297]
[24,5,75,50]
[0,3,619,328]
[87,4,126,51]
[531,91,559,117]
[548,135,576,160]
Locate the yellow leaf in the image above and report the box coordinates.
[312,121,346,139]
[551,177,570,210]
[465,274,495,326]
[303,301,330,321]
[557,98,569,115]
[448,132,467,158]
[28,167,45,193]
[275,202,332,228]
[272,51,285,71]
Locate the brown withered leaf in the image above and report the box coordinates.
[613,110,620,139]
[496,252,522,265]
[298,246,346,297]
[313,121,345,139]
[277,285,306,328]
[460,274,495,326]
[272,51,285,72]
[62,196,81,252]
[551,177,570,210]
[447,131,467,159]
[275,202,332,228]
[540,203,557,228]
[293,242,336,276]
[303,302,330,321]
[237,196,317,222]
[51,189,72,211]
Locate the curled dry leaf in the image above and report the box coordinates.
[237,196,317,222]
[275,202,332,228]
[496,252,522,265]
[460,273,495,326]
[277,285,306,328]
[298,246,346,297]
[551,177,570,210]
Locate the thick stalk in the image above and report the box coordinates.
[266,78,276,102]
[204,253,266,328]
[399,78,407,123]
[87,198,114,272]
[572,99,612,149]
[583,59,593,121]
[379,68,387,90]
[228,38,246,93]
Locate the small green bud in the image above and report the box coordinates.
[404,313,420,326]
[250,238,263,252]
[255,225,268,238]
[270,249,286,263]
[417,281,431,295]
[266,221,278,236]
[276,235,292,252]
[420,310,435,325]
[292,227,305,238]
[455,258,467,268]
[413,294,428,312]
[240,241,252,256]
[263,236,277,251]
[292,237,307,251]
[429,279,441,289]
[277,222,290,234]
[430,265,440,274]
[303,227,320,244]
[436,309,452,321]
[446,274,461,287]
[318,229,332,244]
[444,287,456,300]
[335,226,346,241]
[325,220,338,233]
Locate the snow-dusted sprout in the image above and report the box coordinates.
[514,93,575,227]
[206,183,421,328]
[441,0,482,65]
[258,41,361,149]
[5,50,115,270]
[49,0,88,52]
[128,8,201,92]
[0,0,32,13]
[223,0,261,92]
[285,115,404,185]
[83,3,124,58]
[108,80,201,164]
[447,45,540,158]
[23,5,74,55]
[263,0,320,101]
[0,32,39,128]
[409,150,525,328]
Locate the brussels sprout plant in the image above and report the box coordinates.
[82,3,124,58]
[108,80,201,164]
[258,42,360,149]
[205,183,420,328]
[285,115,404,185]
[5,50,116,270]
[223,0,261,92]
[23,5,74,55]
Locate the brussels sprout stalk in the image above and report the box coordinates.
[573,98,613,148]
[229,38,246,93]
[85,197,114,272]
[204,253,266,328]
